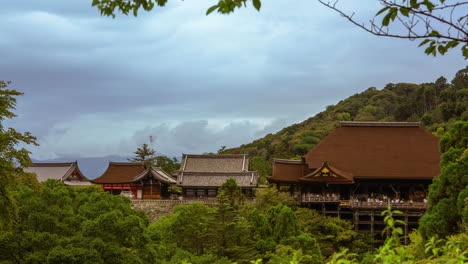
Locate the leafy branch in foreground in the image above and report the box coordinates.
[318,0,468,58]
[91,0,261,18]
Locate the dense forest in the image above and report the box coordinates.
[0,66,467,264]
[222,67,468,181]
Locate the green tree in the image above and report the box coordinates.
[0,181,154,264]
[419,121,468,238]
[295,208,372,258]
[0,81,38,231]
[214,178,252,259]
[128,143,156,166]
[154,155,181,173]
[254,185,297,212]
[170,202,216,255]
[250,156,272,183]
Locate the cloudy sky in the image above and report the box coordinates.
[2,0,466,160]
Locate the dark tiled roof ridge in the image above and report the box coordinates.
[273,158,304,164]
[30,162,75,167]
[109,161,144,166]
[339,121,420,127]
[181,171,257,176]
[182,154,248,158]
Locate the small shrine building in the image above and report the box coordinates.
[91,162,176,199]
[24,161,92,186]
[176,154,259,198]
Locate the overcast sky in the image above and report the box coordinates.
[2,0,466,160]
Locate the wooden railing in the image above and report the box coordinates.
[302,196,340,202]
[343,201,428,209]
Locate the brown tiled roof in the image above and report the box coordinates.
[303,123,441,180]
[177,154,259,187]
[25,161,91,185]
[180,154,249,173]
[269,159,307,183]
[91,162,146,184]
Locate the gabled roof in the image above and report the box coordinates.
[300,161,354,184]
[133,167,177,184]
[24,162,91,185]
[303,122,440,180]
[179,154,249,173]
[91,162,175,184]
[177,154,259,187]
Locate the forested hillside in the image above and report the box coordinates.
[223,67,468,178]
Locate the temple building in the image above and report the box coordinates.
[269,122,441,240]
[91,162,176,199]
[24,161,92,186]
[176,154,259,198]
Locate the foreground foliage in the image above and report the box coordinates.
[419,121,468,238]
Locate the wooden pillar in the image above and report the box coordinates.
[322,203,326,216]
[370,210,375,235]
[337,206,341,219]
[354,210,359,232]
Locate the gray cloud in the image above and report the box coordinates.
[2,0,465,160]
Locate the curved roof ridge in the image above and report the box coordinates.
[182,154,248,158]
[29,162,75,167]
[109,161,144,166]
[273,158,304,164]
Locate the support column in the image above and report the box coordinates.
[354,210,359,232]
[322,203,326,216]
[370,210,374,235]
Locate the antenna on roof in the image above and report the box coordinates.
[149,135,155,151]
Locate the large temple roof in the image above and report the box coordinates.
[270,122,441,182]
[91,162,176,184]
[24,162,91,185]
[177,154,259,188]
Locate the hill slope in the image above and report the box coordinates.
[222,67,468,179]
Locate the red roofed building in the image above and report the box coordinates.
[92,162,176,199]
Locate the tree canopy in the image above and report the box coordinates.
[129,143,181,173]
[0,81,38,231]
